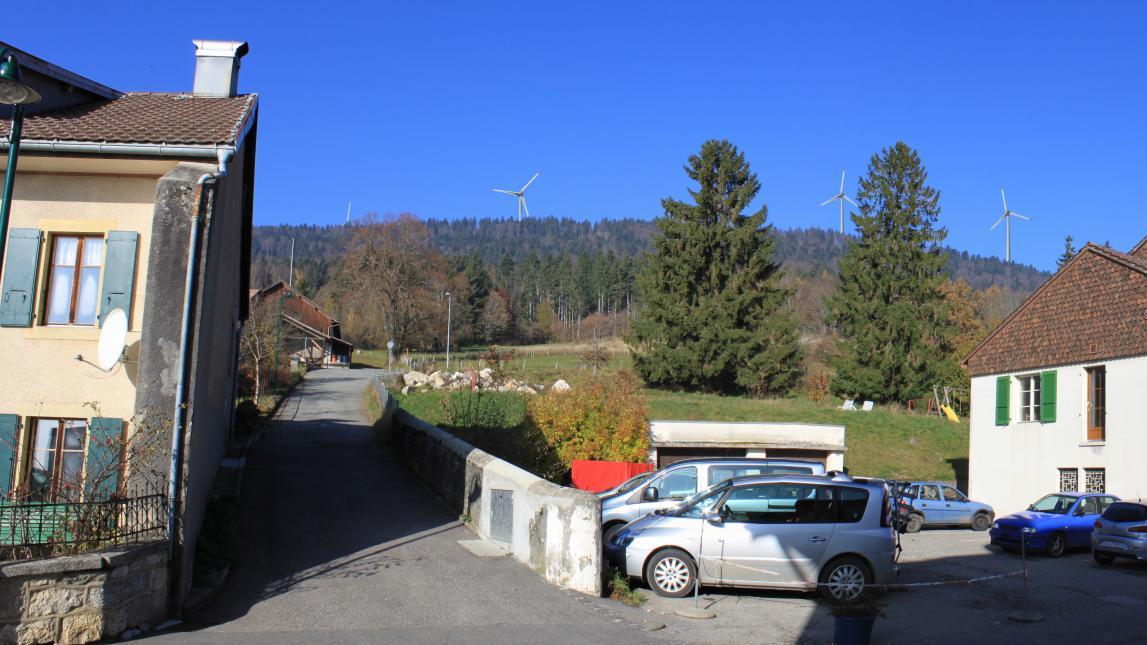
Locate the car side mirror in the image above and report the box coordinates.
[642,486,659,503]
[703,510,723,525]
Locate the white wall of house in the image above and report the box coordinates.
[969,354,1147,515]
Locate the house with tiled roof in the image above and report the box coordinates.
[963,238,1147,514]
[0,39,258,626]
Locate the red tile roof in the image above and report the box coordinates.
[964,243,1147,376]
[0,92,256,146]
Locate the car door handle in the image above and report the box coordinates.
[809,536,827,543]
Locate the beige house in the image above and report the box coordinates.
[0,40,258,610]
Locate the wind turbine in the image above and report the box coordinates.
[990,188,1031,263]
[493,171,540,222]
[819,170,857,233]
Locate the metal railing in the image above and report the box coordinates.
[0,487,167,560]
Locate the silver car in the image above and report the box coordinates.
[1091,501,1147,564]
[604,474,898,600]
[601,458,827,545]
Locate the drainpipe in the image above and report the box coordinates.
[167,149,233,558]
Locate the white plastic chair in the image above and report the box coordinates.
[861,401,874,412]
[840,399,856,411]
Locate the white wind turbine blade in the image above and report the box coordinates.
[843,195,858,207]
[493,189,518,196]
[521,195,530,219]
[1000,188,1008,213]
[819,195,839,207]
[990,213,1008,230]
[839,170,846,193]
[1011,212,1031,221]
[520,171,540,193]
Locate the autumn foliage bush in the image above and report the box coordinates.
[527,371,650,469]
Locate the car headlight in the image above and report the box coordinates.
[992,522,999,530]
[611,530,636,547]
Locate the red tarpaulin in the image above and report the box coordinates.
[571,460,654,493]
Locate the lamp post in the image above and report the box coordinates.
[445,291,453,370]
[0,49,41,272]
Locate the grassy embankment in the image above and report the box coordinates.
[362,342,969,482]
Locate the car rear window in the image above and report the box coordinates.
[766,465,816,476]
[1102,503,1147,523]
[837,487,869,523]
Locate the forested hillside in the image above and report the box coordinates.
[252,217,1050,293]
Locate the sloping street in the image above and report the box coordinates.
[147,369,662,644]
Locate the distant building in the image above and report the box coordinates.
[964,239,1147,514]
[251,281,353,367]
[0,40,258,611]
[647,421,846,470]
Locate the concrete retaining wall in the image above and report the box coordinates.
[0,540,168,644]
[387,407,602,596]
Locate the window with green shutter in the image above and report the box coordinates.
[86,418,123,500]
[0,414,18,496]
[1040,370,1057,423]
[99,231,139,325]
[995,376,1010,426]
[0,228,43,327]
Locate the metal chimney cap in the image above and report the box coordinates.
[192,40,249,59]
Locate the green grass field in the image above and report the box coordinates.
[382,341,969,483]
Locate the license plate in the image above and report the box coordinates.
[1099,540,1129,551]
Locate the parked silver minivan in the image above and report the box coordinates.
[601,458,827,544]
[604,474,898,600]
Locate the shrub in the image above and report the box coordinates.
[527,371,649,470]
[807,371,830,403]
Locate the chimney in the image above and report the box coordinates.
[192,40,248,98]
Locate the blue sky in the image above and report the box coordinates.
[9,2,1146,271]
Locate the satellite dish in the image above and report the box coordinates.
[97,309,128,371]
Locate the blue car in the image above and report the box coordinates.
[990,492,1120,557]
[896,481,995,533]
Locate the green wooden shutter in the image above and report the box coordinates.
[0,414,18,496]
[86,418,123,499]
[1040,370,1057,423]
[0,228,42,327]
[995,376,1010,426]
[99,231,139,325]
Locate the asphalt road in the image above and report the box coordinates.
[145,369,663,644]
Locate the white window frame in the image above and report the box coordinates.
[1018,374,1041,423]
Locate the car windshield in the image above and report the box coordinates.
[614,472,652,495]
[1028,494,1076,515]
[673,480,733,516]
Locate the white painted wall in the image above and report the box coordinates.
[969,354,1147,515]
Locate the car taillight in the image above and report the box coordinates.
[881,489,891,528]
[1095,520,1103,529]
[1130,526,1147,534]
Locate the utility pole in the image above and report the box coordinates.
[288,237,295,286]
[445,291,453,370]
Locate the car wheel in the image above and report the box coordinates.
[1047,533,1066,558]
[971,513,991,532]
[645,548,696,598]
[602,523,625,548]
[905,514,924,534]
[1093,551,1115,566]
[819,556,872,601]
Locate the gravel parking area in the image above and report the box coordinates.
[605,529,1147,644]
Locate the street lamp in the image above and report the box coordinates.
[445,291,453,370]
[0,49,41,274]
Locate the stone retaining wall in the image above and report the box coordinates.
[0,540,167,644]
[388,409,602,596]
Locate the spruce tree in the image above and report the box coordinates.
[826,142,951,403]
[630,140,802,395]
[1057,235,1076,269]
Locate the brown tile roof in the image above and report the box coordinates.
[0,92,256,146]
[964,243,1147,376]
